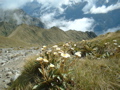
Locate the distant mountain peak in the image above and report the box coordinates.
[0,8,45,28]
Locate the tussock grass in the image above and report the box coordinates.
[70,58,120,90]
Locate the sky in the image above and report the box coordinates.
[1,0,120,13]
[0,0,120,33]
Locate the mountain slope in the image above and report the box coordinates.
[0,35,30,48]
[8,24,97,45]
[0,22,17,36]
[66,30,97,41]
[89,30,120,45]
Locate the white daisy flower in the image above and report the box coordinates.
[74,44,76,47]
[114,43,118,45]
[53,52,58,55]
[49,63,55,68]
[56,47,61,51]
[43,59,49,63]
[36,57,43,61]
[61,53,70,58]
[53,45,58,48]
[75,52,81,57]
[113,40,117,42]
[43,45,47,48]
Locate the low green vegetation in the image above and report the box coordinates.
[8,31,120,90]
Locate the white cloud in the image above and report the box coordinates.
[41,12,95,32]
[89,3,120,14]
[13,13,22,25]
[106,0,109,3]
[105,26,120,33]
[0,0,81,11]
[82,0,97,14]
[34,0,95,32]
[1,0,31,10]
[35,0,81,14]
[82,0,120,14]
[60,18,95,32]
[1,0,120,14]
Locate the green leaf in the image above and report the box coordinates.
[59,87,65,90]
[106,52,110,57]
[33,85,39,90]
[38,68,43,75]
[57,76,62,81]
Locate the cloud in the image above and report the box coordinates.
[13,13,23,24]
[35,0,81,14]
[89,3,120,14]
[106,0,109,3]
[59,18,95,32]
[0,0,31,10]
[82,0,97,14]
[105,26,120,33]
[41,12,95,32]
[0,0,81,11]
[82,0,120,14]
[1,0,120,13]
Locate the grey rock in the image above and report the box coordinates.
[3,79,10,83]
[4,84,8,89]
[0,74,2,78]
[11,72,21,82]
[1,61,6,65]
[4,67,9,71]
[6,71,13,76]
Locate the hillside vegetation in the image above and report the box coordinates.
[9,30,120,90]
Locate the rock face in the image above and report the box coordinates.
[0,47,42,90]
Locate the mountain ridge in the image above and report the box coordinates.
[8,24,97,45]
[0,23,97,47]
